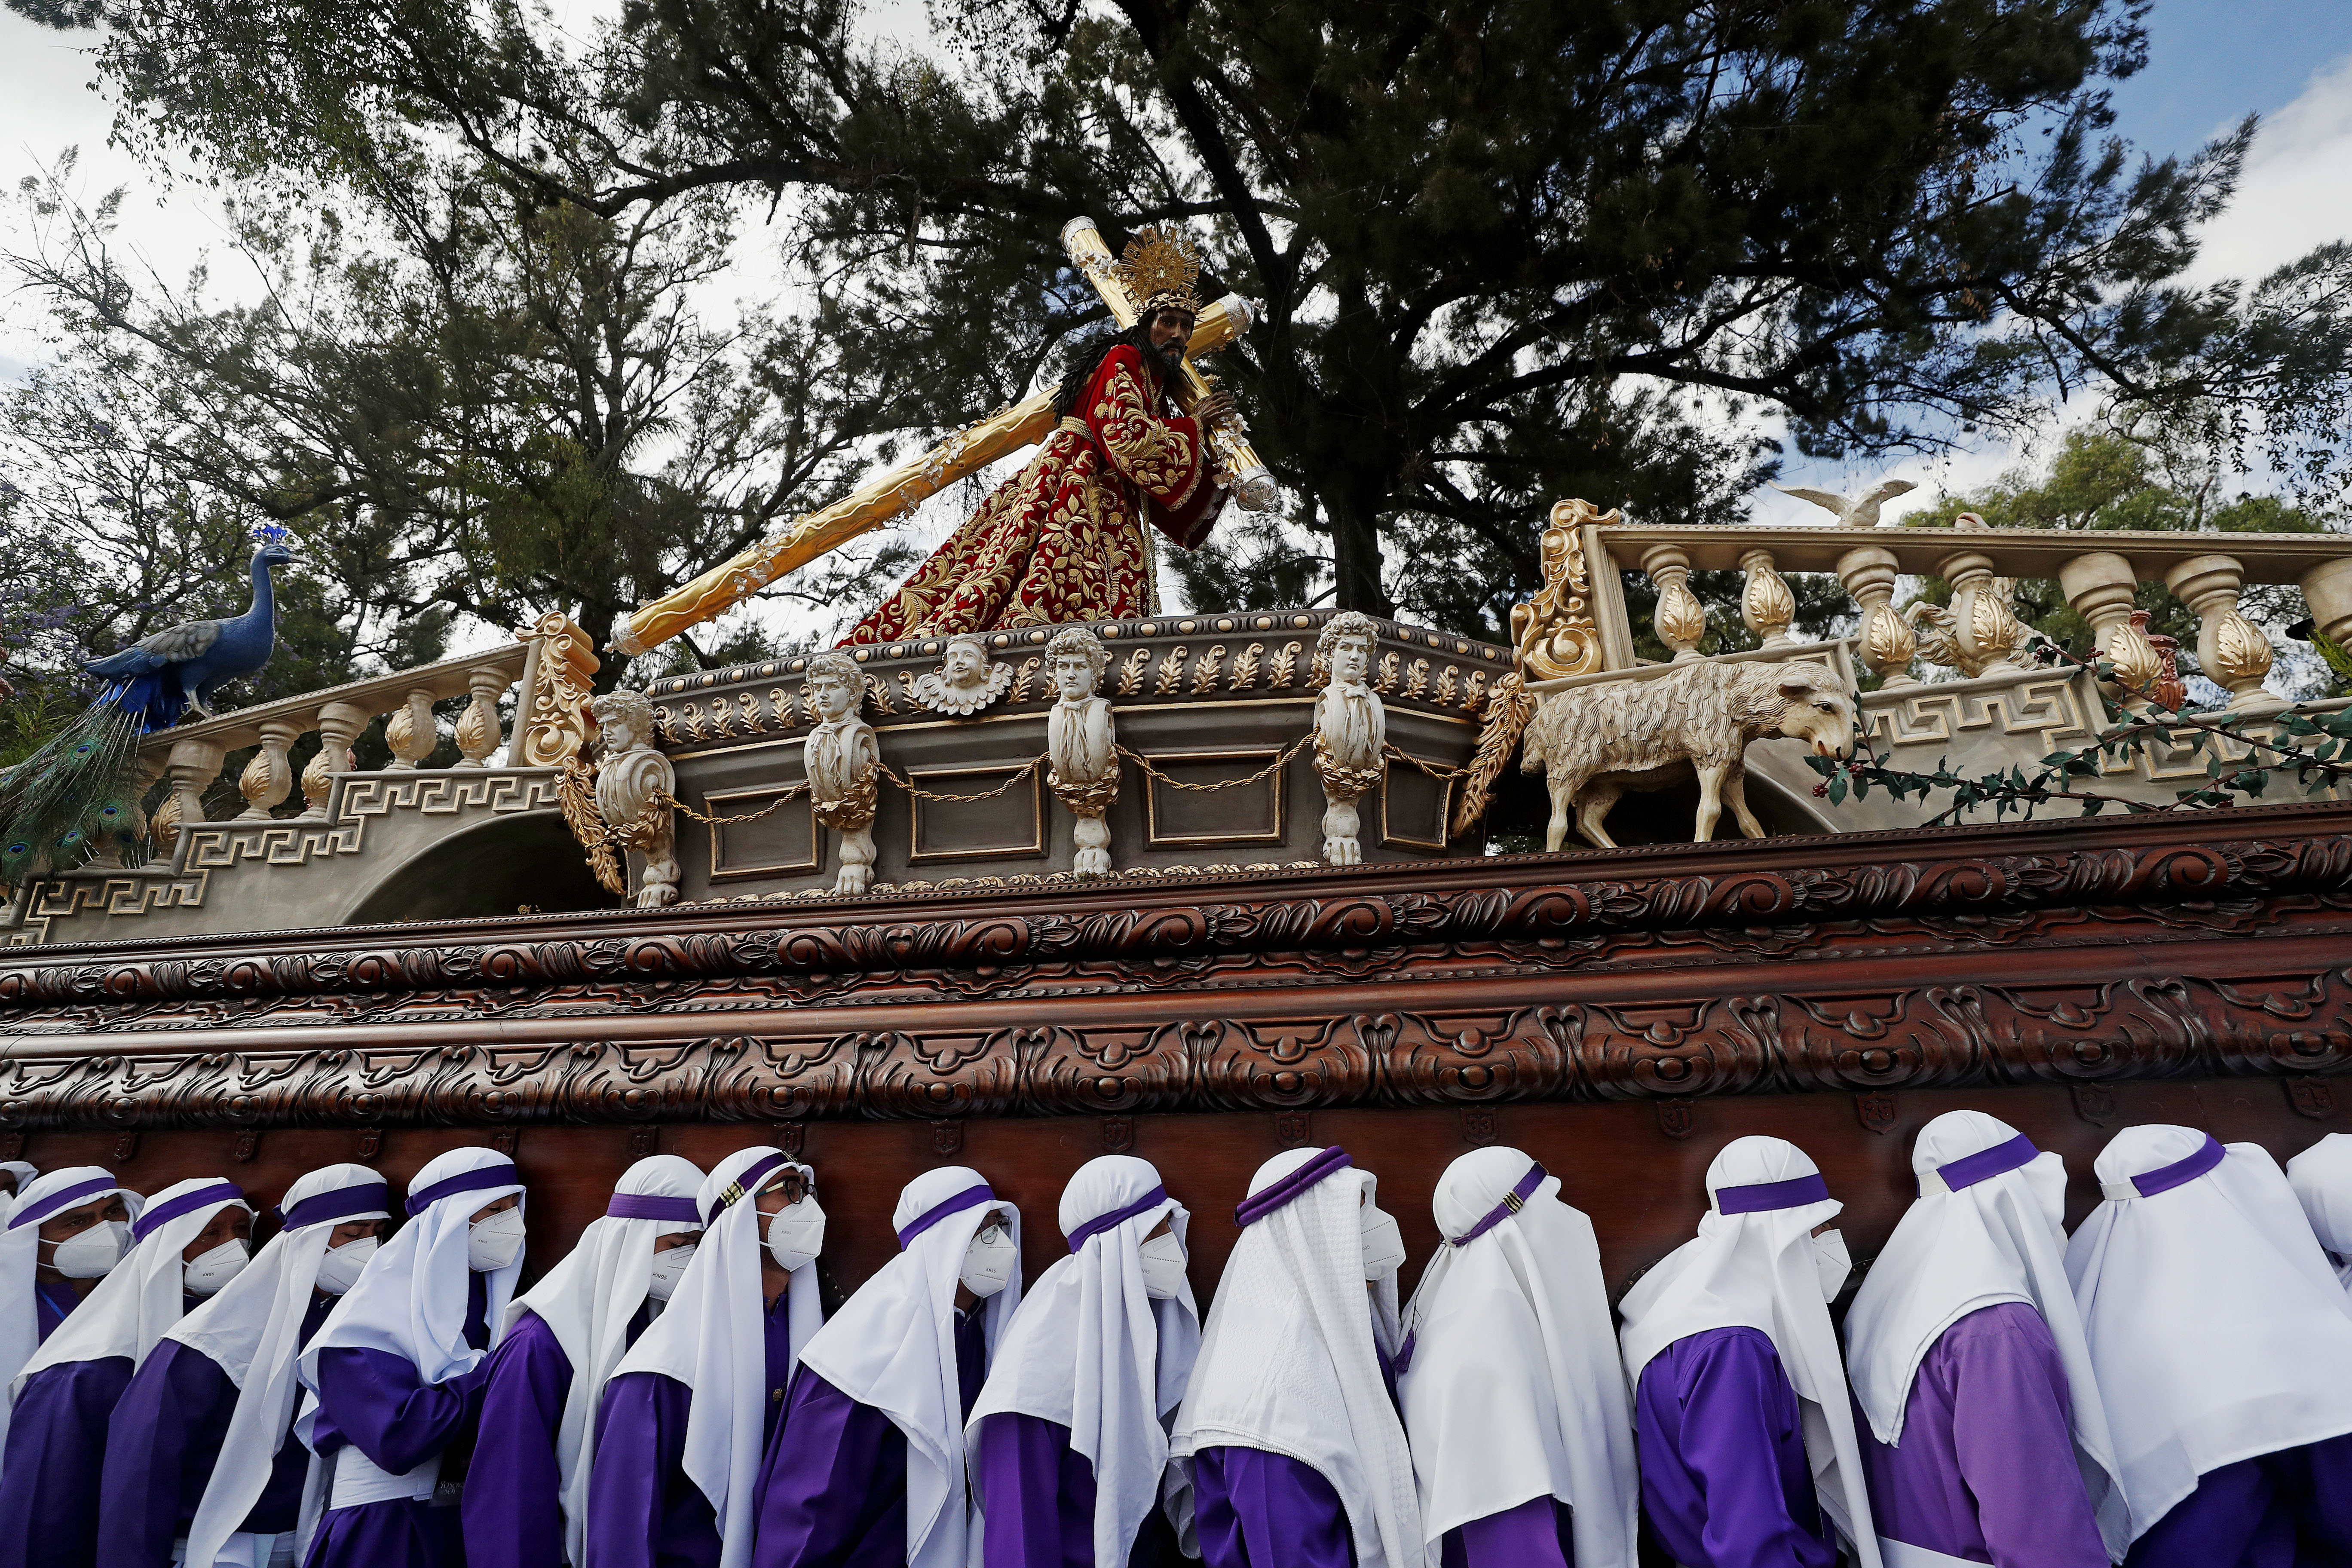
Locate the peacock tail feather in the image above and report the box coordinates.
[0,698,150,887]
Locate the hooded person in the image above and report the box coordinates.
[1169,1145,1423,1568]
[99,1163,391,1568]
[0,1163,138,1446]
[2065,1124,2352,1565]
[294,1146,528,1568]
[966,1155,1202,1567]
[2287,1133,2352,1292]
[466,1155,705,1568]
[589,1146,825,1568]
[1841,1112,2125,1568]
[1617,1136,1881,1568]
[752,1164,1023,1568]
[1397,1147,1639,1568]
[0,1175,249,1568]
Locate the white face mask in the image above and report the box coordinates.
[183,1237,251,1298]
[1360,1204,1406,1281]
[469,1206,527,1273]
[646,1239,698,1301]
[1813,1228,1853,1301]
[1139,1231,1188,1299]
[766,1197,826,1274]
[49,1219,129,1280]
[961,1221,1017,1299]
[314,1235,377,1296]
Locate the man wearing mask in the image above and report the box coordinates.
[0,1175,251,1568]
[466,1154,705,1568]
[100,1163,392,1568]
[297,1146,528,1568]
[1617,1136,1882,1568]
[753,1165,1022,1568]
[591,1146,827,1568]
[967,1155,1202,1566]
[0,1164,138,1396]
[1171,1146,1424,1568]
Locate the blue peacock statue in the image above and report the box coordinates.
[0,527,297,884]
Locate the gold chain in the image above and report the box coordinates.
[876,756,1046,803]
[1115,734,1311,792]
[655,785,808,827]
[1382,742,1472,782]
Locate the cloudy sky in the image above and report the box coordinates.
[1,0,2348,618]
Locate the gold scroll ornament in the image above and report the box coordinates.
[612,252,1261,658]
[1058,217,1279,516]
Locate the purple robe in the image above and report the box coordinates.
[1188,1447,1353,1568]
[1856,1302,2107,1568]
[1439,1496,1574,1568]
[2122,1430,2352,1568]
[302,1272,491,1568]
[1632,1325,1838,1568]
[34,1280,83,1341]
[591,1291,805,1568]
[98,1292,336,1568]
[0,1354,133,1568]
[750,1306,987,1568]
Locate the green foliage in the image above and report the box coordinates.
[1807,640,2352,823]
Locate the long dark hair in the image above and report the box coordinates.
[1050,322,1164,418]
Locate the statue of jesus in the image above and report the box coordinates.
[842,226,1237,644]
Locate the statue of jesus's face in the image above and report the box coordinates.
[1331,634,1373,688]
[1146,308,1193,373]
[942,640,985,686]
[808,671,855,720]
[1051,653,1096,700]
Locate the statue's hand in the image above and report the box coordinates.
[1191,390,1239,430]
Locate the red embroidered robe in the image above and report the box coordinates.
[842,344,1228,644]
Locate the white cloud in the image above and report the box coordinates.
[2189,52,2352,288]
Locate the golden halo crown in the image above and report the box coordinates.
[1113,224,1204,317]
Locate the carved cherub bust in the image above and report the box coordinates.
[911,632,1013,717]
[587,688,680,908]
[1044,627,1117,878]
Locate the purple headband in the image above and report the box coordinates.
[132,1181,246,1243]
[1235,1146,1354,1228]
[1713,1171,1831,1216]
[2129,1134,2225,1198]
[6,1174,120,1231]
[703,1152,791,1225]
[898,1182,996,1248]
[1450,1161,1549,1246]
[609,1192,702,1224]
[1936,1133,2040,1192]
[275,1182,389,1232]
[1066,1185,1168,1254]
[404,1161,520,1217]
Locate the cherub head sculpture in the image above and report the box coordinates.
[1317,610,1379,690]
[589,688,657,753]
[1046,626,1109,702]
[804,651,866,723]
[911,630,1013,716]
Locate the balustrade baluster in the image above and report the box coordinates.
[1640,544,1706,662]
[162,738,227,851]
[384,687,440,769]
[301,701,372,821]
[2165,554,2282,714]
[236,717,304,820]
[456,668,511,767]
[1738,549,1796,648]
[1835,545,1914,686]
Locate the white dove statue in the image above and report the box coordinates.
[1773,478,1917,528]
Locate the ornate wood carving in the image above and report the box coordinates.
[3,805,2352,1133]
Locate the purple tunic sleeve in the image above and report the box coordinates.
[1857,1302,2105,1568]
[2123,1429,2352,1568]
[587,1370,720,1568]
[97,1339,246,1568]
[1189,1446,1353,1568]
[1439,1494,1574,1568]
[311,1344,489,1474]
[972,1412,1095,1568]
[1632,1326,1838,1568]
[750,1370,909,1568]
[463,1311,575,1568]
[33,1281,80,1341]
[0,1355,134,1568]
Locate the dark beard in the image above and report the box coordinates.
[1148,337,1185,375]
